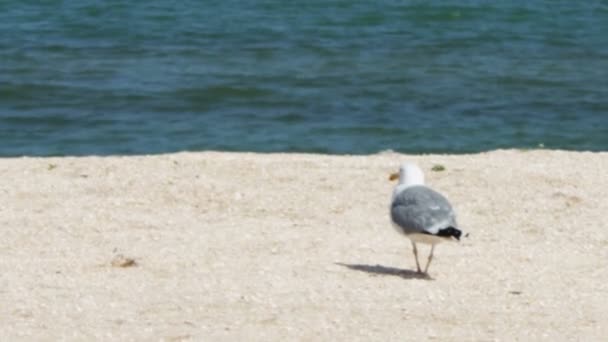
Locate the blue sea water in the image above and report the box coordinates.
[1,1,607,156]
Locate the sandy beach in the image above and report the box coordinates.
[1,150,607,341]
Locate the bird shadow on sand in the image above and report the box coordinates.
[335,262,433,280]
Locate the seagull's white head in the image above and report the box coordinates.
[389,162,425,187]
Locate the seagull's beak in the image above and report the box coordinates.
[389,172,399,181]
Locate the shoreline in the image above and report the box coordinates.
[2,147,606,158]
[1,149,607,340]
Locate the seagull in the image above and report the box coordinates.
[389,163,463,274]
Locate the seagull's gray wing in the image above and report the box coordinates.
[391,185,457,235]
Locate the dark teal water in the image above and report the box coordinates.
[1,1,607,156]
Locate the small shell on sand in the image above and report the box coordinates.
[111,254,137,268]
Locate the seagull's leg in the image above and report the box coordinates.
[423,244,436,274]
[411,241,422,273]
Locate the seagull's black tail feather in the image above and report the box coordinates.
[433,226,462,240]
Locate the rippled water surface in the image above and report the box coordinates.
[1,1,607,155]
